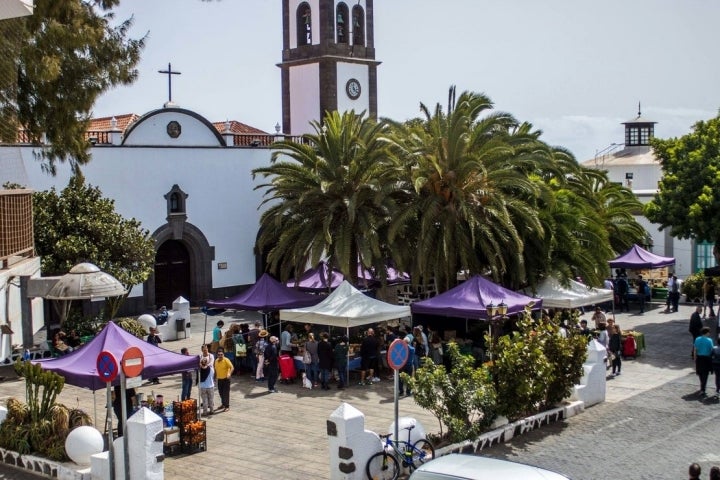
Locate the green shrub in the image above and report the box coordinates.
[681,271,717,302]
[541,314,588,409]
[489,313,552,420]
[404,342,497,443]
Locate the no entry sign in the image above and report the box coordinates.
[121,346,145,378]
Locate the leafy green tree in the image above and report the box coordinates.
[404,342,497,442]
[645,114,720,261]
[0,0,144,173]
[32,173,155,319]
[254,110,400,285]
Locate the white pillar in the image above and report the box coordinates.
[328,403,382,480]
[572,339,607,406]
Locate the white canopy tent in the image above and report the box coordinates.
[280,280,411,328]
[531,277,614,309]
[280,281,411,379]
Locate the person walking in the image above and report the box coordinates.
[608,325,622,376]
[146,327,162,384]
[693,327,714,396]
[198,355,215,417]
[712,336,720,397]
[689,306,704,357]
[317,332,334,390]
[213,347,234,412]
[254,330,269,382]
[264,335,280,393]
[664,273,674,313]
[180,347,194,401]
[704,277,716,319]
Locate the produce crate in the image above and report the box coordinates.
[180,419,206,454]
[172,399,198,426]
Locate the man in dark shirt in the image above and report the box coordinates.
[636,276,648,314]
[358,328,379,386]
[689,305,704,357]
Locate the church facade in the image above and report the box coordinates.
[0,1,382,317]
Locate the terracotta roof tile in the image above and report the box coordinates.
[88,114,139,132]
[212,120,268,135]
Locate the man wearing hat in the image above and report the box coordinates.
[265,335,280,393]
[254,329,269,382]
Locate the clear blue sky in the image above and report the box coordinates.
[93,0,720,162]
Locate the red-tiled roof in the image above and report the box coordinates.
[88,114,139,132]
[212,120,268,135]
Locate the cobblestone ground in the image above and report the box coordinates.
[481,307,720,480]
[1,302,717,479]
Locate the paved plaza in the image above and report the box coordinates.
[0,299,717,479]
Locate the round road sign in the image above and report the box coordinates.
[96,350,118,383]
[387,338,409,371]
[121,346,145,378]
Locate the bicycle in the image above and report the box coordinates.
[366,424,435,480]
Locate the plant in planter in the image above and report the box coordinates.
[540,313,587,409]
[489,312,552,421]
[0,361,92,461]
[403,342,497,444]
[682,271,713,303]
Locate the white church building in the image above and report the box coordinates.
[0,0,379,320]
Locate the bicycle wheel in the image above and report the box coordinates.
[410,438,435,467]
[366,451,400,480]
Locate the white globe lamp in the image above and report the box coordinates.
[65,426,104,465]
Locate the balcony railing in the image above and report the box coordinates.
[0,189,34,267]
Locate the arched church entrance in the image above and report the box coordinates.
[155,239,191,308]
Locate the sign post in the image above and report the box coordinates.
[97,351,118,480]
[387,339,409,444]
[120,347,144,480]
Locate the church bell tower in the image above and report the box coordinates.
[279,0,379,135]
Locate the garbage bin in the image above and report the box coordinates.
[175,318,188,339]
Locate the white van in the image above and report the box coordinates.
[409,454,571,480]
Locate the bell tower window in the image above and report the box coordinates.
[336,3,349,44]
[622,105,656,147]
[352,5,365,46]
[297,3,312,46]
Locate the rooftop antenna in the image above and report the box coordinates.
[638,101,641,117]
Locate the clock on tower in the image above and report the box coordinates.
[279,0,380,136]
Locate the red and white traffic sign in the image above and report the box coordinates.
[121,346,145,378]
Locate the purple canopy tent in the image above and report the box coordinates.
[34,321,198,391]
[411,275,542,319]
[608,244,675,269]
[287,261,410,292]
[206,273,322,310]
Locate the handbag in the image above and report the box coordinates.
[235,343,247,357]
[303,349,312,364]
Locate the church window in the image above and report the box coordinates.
[297,3,312,46]
[336,3,349,44]
[352,5,365,46]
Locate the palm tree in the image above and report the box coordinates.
[385,87,547,292]
[253,110,399,285]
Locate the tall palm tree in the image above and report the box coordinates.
[253,110,399,285]
[385,87,547,292]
